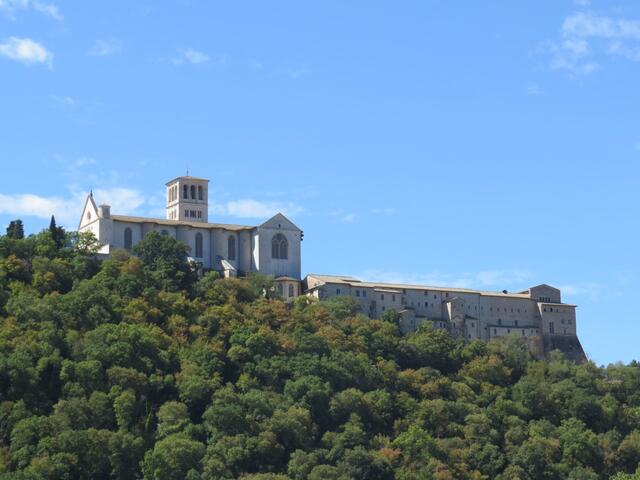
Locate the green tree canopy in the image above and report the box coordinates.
[0,226,639,479]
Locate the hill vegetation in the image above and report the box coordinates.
[1,221,640,479]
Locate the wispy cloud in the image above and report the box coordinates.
[0,0,62,20]
[171,48,222,66]
[559,282,607,301]
[0,193,76,223]
[357,268,534,290]
[87,39,122,57]
[547,11,640,74]
[372,207,397,215]
[249,59,263,70]
[329,210,356,223]
[32,0,61,20]
[0,187,146,226]
[280,67,309,80]
[218,199,303,219]
[74,157,96,167]
[525,83,543,96]
[0,37,53,67]
[92,188,145,215]
[50,94,76,106]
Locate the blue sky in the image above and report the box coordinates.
[1,0,639,365]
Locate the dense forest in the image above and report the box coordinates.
[1,219,640,480]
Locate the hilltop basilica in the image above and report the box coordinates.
[79,175,586,361]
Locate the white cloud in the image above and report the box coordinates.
[74,157,96,167]
[0,37,53,66]
[558,282,606,301]
[563,12,640,40]
[357,268,533,290]
[92,188,145,215]
[184,48,209,64]
[329,210,356,223]
[371,207,397,214]
[0,0,62,20]
[525,83,543,95]
[0,193,76,224]
[87,39,122,57]
[249,59,264,70]
[0,186,146,227]
[171,48,219,66]
[607,41,640,62]
[548,11,640,74]
[50,94,76,106]
[281,67,309,79]
[222,199,303,219]
[32,1,61,20]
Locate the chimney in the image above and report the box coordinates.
[99,204,111,219]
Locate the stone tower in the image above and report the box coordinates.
[165,176,209,223]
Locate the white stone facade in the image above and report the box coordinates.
[304,274,585,360]
[76,174,584,360]
[78,176,303,281]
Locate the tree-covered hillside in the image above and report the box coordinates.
[1,223,640,479]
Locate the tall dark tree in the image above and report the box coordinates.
[6,219,24,239]
[49,215,66,249]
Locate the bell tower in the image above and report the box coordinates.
[166,175,209,223]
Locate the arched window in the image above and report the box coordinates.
[277,283,284,296]
[183,185,188,199]
[288,284,294,298]
[124,227,132,250]
[271,233,288,259]
[227,235,236,260]
[195,232,203,258]
[198,185,203,200]
[190,185,196,199]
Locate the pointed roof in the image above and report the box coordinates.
[77,193,100,230]
[259,212,302,232]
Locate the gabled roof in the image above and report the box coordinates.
[77,193,99,230]
[259,212,302,232]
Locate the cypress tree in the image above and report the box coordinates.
[49,215,66,249]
